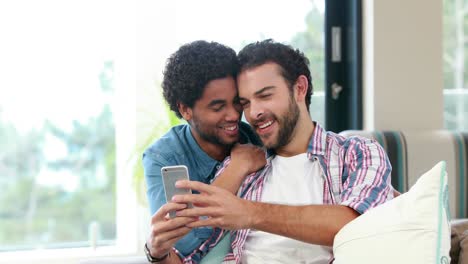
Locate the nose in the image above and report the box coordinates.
[225,104,241,122]
[248,101,263,121]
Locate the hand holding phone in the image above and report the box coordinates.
[161,165,194,218]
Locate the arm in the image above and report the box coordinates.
[211,144,266,194]
[339,138,394,214]
[246,203,358,246]
[250,138,392,246]
[162,250,183,264]
[172,182,358,246]
[143,151,215,263]
[146,203,193,264]
[143,151,187,262]
[173,138,393,247]
[142,144,261,262]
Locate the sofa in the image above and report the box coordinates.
[81,130,468,264]
[339,129,468,263]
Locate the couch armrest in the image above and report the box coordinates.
[450,219,468,263]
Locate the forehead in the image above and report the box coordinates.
[237,63,287,97]
[197,76,237,103]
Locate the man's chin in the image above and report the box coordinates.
[222,139,238,147]
[259,134,277,148]
[217,135,239,146]
[259,140,274,150]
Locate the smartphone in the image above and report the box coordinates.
[161,165,194,218]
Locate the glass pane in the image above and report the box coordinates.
[290,3,325,126]
[443,0,468,130]
[0,2,117,251]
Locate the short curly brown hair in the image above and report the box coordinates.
[162,41,239,118]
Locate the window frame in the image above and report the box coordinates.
[325,0,363,132]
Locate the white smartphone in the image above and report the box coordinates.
[161,165,194,218]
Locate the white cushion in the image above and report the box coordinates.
[333,161,451,264]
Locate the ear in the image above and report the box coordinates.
[177,102,193,121]
[294,75,309,102]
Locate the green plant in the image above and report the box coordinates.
[130,103,182,205]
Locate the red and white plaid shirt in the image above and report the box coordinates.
[181,123,394,263]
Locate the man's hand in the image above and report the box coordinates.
[147,202,196,260]
[172,180,254,230]
[172,182,360,247]
[230,144,266,176]
[210,144,266,194]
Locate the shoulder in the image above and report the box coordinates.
[323,131,387,165]
[326,131,377,152]
[143,124,190,160]
[326,132,388,170]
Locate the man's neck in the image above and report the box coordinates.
[190,128,230,162]
[275,114,315,157]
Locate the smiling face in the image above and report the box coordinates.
[180,76,242,148]
[238,63,300,150]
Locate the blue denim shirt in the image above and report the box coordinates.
[142,122,260,261]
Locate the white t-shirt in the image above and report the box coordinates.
[242,153,333,264]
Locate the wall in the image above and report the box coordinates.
[363,0,443,130]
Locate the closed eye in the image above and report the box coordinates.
[208,99,227,112]
[259,94,272,99]
[212,105,224,112]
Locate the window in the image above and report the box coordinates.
[0,0,326,261]
[444,0,468,130]
[0,0,127,255]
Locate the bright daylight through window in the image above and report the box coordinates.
[0,1,119,252]
[0,0,325,258]
[444,0,468,130]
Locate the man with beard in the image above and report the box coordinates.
[143,41,265,263]
[172,40,396,263]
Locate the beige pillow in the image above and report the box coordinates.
[460,230,468,264]
[450,219,468,263]
[333,161,451,264]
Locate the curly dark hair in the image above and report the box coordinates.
[237,39,313,112]
[162,40,239,118]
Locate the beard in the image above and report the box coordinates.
[263,95,300,150]
[191,115,237,147]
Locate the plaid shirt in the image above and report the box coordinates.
[180,123,394,263]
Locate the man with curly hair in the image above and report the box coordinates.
[173,40,396,263]
[143,41,265,263]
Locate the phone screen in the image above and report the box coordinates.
[161,165,193,218]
